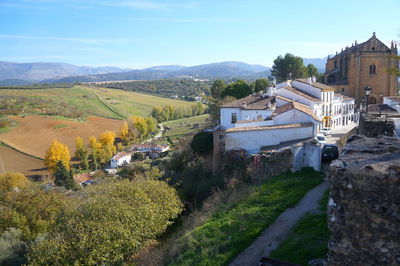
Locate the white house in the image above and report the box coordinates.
[110,151,132,168]
[219,94,321,153]
[275,78,356,129]
[384,96,400,113]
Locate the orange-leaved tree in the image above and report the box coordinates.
[98,131,117,165]
[44,139,71,172]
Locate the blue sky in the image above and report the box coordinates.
[0,0,399,68]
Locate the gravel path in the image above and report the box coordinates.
[229,180,329,266]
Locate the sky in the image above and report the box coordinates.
[0,0,399,69]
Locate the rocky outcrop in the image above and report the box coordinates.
[327,135,400,265]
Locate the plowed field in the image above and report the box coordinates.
[0,115,123,158]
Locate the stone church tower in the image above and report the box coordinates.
[324,33,399,104]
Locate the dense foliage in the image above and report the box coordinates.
[0,172,29,192]
[0,179,182,265]
[151,103,205,123]
[44,139,71,172]
[102,79,211,99]
[27,180,182,265]
[190,131,213,155]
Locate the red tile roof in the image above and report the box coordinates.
[225,122,314,132]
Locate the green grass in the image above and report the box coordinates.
[162,114,211,141]
[53,123,69,129]
[269,190,330,265]
[0,86,197,120]
[168,168,324,266]
[93,87,198,117]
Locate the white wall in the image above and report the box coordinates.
[291,80,322,98]
[384,98,400,113]
[276,88,317,108]
[273,109,319,135]
[235,120,274,128]
[220,107,241,129]
[225,126,314,153]
[241,109,272,121]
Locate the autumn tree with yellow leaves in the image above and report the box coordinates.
[119,121,129,144]
[44,140,71,172]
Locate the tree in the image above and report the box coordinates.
[190,132,214,155]
[305,64,319,78]
[119,121,129,144]
[44,140,70,172]
[0,172,28,192]
[210,79,225,99]
[271,53,306,82]
[209,96,237,122]
[221,80,253,99]
[99,131,116,147]
[74,136,85,159]
[0,187,68,240]
[98,131,117,165]
[88,136,101,170]
[54,161,76,190]
[254,78,270,93]
[27,180,182,265]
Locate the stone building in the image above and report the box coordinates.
[324,32,399,104]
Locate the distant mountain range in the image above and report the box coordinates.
[0,59,327,85]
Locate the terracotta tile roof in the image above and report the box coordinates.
[274,101,322,122]
[74,173,91,183]
[294,79,335,91]
[221,94,273,110]
[225,122,314,133]
[279,86,322,102]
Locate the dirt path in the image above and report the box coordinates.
[229,180,329,266]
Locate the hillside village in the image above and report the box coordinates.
[0,10,399,264]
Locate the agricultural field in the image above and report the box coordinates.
[0,115,123,159]
[0,86,123,119]
[0,85,198,119]
[93,86,199,117]
[0,144,49,177]
[161,114,211,143]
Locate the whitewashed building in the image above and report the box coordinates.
[110,151,132,168]
[384,96,400,113]
[275,78,356,129]
[219,94,321,153]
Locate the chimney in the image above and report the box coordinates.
[286,80,291,87]
[272,78,277,86]
[267,101,272,109]
[312,76,316,82]
[308,77,312,84]
[242,102,247,108]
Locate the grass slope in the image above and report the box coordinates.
[0,86,197,119]
[169,168,324,266]
[270,190,330,265]
[93,87,198,117]
[162,114,211,142]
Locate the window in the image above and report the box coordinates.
[231,113,237,123]
[342,88,345,93]
[369,64,376,74]
[334,60,337,68]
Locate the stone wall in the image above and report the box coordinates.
[218,140,321,183]
[327,136,400,265]
[358,114,395,137]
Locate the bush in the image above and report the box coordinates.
[27,180,183,265]
[190,131,213,155]
[0,172,29,192]
[0,228,26,265]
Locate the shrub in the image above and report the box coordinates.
[0,172,29,192]
[190,131,213,155]
[27,180,183,265]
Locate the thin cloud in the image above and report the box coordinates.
[125,17,232,23]
[101,0,199,11]
[0,34,132,45]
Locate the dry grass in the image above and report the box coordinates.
[0,144,49,177]
[0,115,123,158]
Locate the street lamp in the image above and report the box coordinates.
[364,86,372,114]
